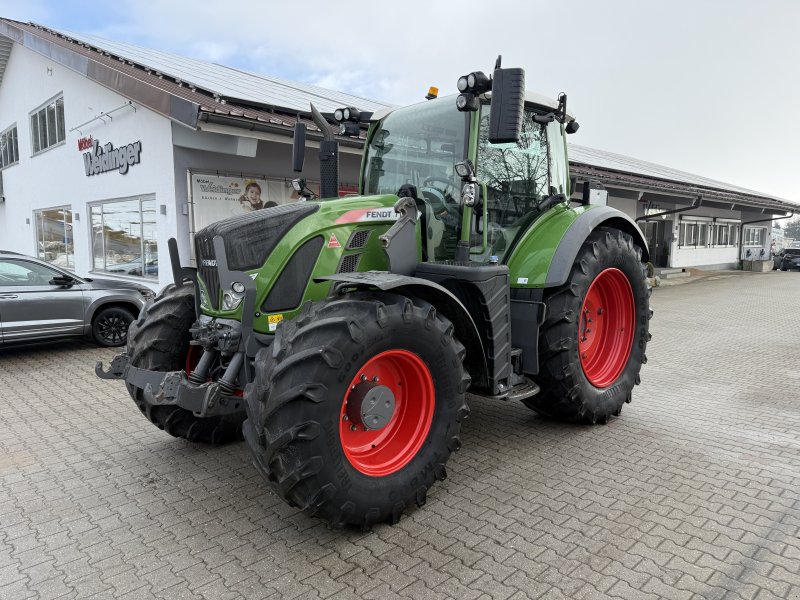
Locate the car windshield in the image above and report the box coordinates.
[363,98,468,259]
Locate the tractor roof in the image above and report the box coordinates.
[371,90,575,122]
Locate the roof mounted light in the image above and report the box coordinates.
[467,71,490,92]
[334,107,360,123]
[456,92,479,112]
[338,121,360,137]
[458,71,491,95]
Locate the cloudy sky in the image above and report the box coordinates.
[3,0,798,203]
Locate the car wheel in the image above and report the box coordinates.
[92,306,136,347]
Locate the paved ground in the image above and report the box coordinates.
[2,271,800,600]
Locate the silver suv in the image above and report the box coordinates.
[0,251,154,347]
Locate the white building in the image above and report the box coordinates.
[1,18,796,289]
[0,19,388,289]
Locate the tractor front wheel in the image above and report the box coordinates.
[125,282,246,444]
[525,228,651,423]
[243,292,470,529]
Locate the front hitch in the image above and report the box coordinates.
[95,353,242,417]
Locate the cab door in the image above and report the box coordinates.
[0,258,85,343]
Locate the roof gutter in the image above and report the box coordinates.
[635,196,703,222]
[572,163,796,213]
[198,111,365,149]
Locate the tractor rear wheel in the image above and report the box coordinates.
[243,292,470,529]
[524,228,651,423]
[125,282,246,444]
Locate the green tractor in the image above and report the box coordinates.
[98,59,651,529]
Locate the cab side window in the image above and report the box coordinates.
[0,259,60,286]
[476,108,550,229]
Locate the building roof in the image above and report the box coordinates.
[569,144,797,214]
[0,18,370,142]
[52,27,394,115]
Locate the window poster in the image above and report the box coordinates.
[190,174,277,232]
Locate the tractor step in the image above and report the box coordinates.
[488,378,540,402]
[507,378,540,402]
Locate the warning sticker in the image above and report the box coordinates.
[267,314,283,332]
[328,233,341,248]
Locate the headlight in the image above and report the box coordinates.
[222,290,244,311]
[231,281,245,294]
[137,288,155,299]
[199,286,210,309]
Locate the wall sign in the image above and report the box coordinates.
[83,139,142,176]
[77,136,93,151]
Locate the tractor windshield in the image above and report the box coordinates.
[363,99,469,260]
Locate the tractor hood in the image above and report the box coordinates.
[194,195,401,320]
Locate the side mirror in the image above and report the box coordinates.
[50,274,74,286]
[488,67,525,144]
[292,122,306,173]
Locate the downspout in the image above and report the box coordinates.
[738,210,795,266]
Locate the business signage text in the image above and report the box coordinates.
[77,136,94,151]
[83,139,142,176]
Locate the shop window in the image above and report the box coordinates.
[90,196,158,280]
[698,223,708,246]
[679,219,715,248]
[712,222,739,247]
[30,95,66,155]
[0,124,19,168]
[743,226,766,247]
[34,207,74,268]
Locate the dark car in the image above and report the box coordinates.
[774,248,800,271]
[0,251,154,347]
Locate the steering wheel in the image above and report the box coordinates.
[422,176,459,205]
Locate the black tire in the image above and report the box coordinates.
[243,292,470,529]
[92,306,136,347]
[126,282,245,444]
[524,228,651,423]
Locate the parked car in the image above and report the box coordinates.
[0,251,154,347]
[107,257,158,277]
[774,248,800,271]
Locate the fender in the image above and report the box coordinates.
[545,205,649,288]
[317,272,490,390]
[506,204,649,289]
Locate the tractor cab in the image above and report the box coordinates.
[360,89,576,265]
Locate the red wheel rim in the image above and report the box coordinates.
[578,268,635,388]
[340,350,435,477]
